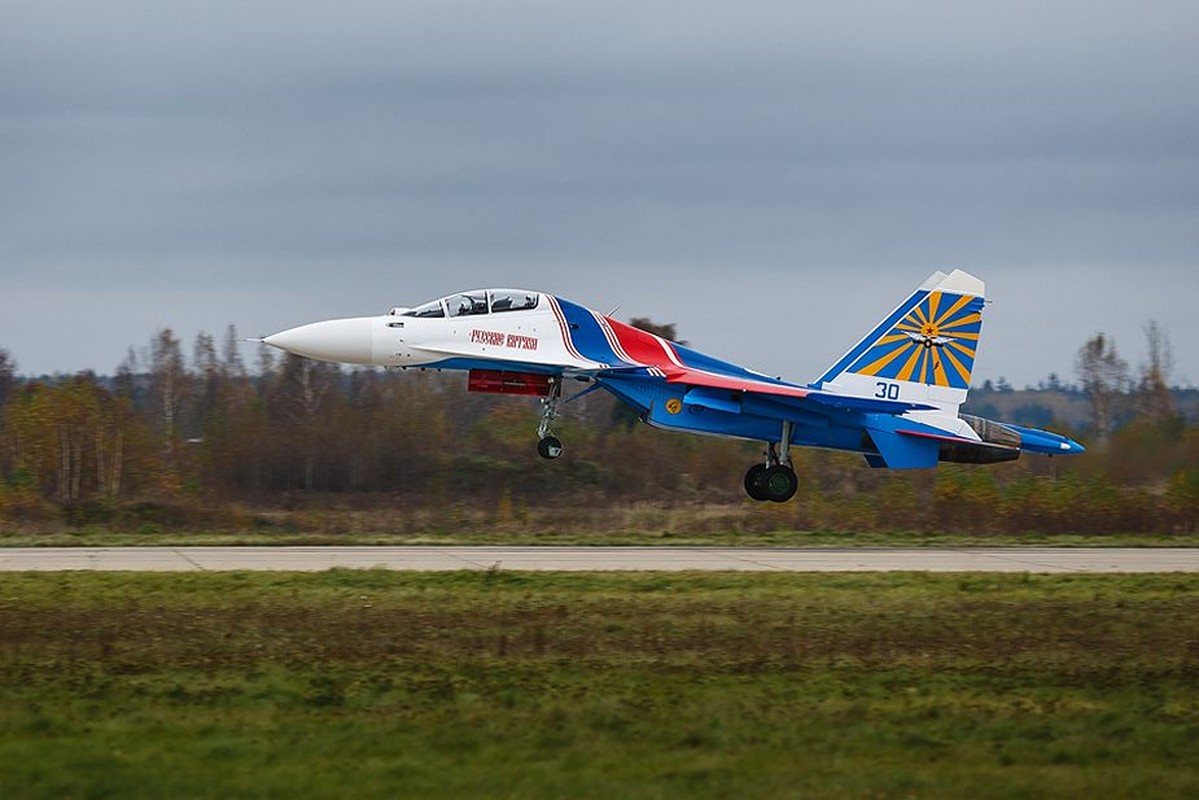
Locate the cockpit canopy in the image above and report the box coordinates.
[397,289,540,319]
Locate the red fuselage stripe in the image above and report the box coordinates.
[607,318,676,367]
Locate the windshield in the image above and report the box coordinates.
[402,299,445,318]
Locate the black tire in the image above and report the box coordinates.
[762,465,798,503]
[537,436,563,460]
[744,464,770,501]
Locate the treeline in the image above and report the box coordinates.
[0,327,1195,535]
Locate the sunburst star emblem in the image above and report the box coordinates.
[905,323,957,349]
[848,288,983,388]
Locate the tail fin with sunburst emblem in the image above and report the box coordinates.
[814,270,985,412]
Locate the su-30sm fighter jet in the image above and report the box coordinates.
[264,270,1083,502]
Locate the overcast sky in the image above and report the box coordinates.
[3,0,1196,387]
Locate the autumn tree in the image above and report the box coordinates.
[192,332,221,429]
[2,376,137,503]
[114,347,139,401]
[1137,321,1175,424]
[628,318,686,345]
[257,341,277,380]
[1075,333,1129,445]
[222,325,246,377]
[149,328,191,489]
[268,354,342,490]
[0,348,15,409]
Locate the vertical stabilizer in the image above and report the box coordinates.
[814,270,985,411]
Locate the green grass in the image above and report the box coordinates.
[1,527,1195,548]
[2,571,1197,798]
[4,492,1197,547]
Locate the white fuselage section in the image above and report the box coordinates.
[264,290,603,372]
[378,300,576,368]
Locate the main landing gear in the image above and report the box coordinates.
[536,378,564,460]
[744,422,799,503]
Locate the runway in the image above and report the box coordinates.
[0,546,1196,573]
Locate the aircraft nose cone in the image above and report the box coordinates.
[1064,437,1086,455]
[264,317,375,365]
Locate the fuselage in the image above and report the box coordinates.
[264,284,1085,486]
[265,288,792,387]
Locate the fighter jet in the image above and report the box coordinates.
[263,270,1084,502]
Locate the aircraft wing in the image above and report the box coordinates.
[661,366,810,399]
[657,365,936,416]
[404,332,935,419]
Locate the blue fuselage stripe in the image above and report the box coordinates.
[553,297,623,366]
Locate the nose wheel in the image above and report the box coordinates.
[537,436,564,460]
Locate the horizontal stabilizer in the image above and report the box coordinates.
[866,428,940,469]
[897,428,1021,465]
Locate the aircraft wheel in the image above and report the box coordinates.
[762,465,798,503]
[537,436,564,460]
[744,464,770,501]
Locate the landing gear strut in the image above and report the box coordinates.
[744,422,798,502]
[536,378,564,460]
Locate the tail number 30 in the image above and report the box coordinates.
[875,382,900,400]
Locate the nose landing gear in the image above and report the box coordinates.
[536,377,564,460]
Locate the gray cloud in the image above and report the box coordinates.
[2,0,1197,384]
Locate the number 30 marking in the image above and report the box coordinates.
[875,381,900,400]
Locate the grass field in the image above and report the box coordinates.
[2,571,1196,798]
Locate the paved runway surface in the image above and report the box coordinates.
[0,546,1196,573]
